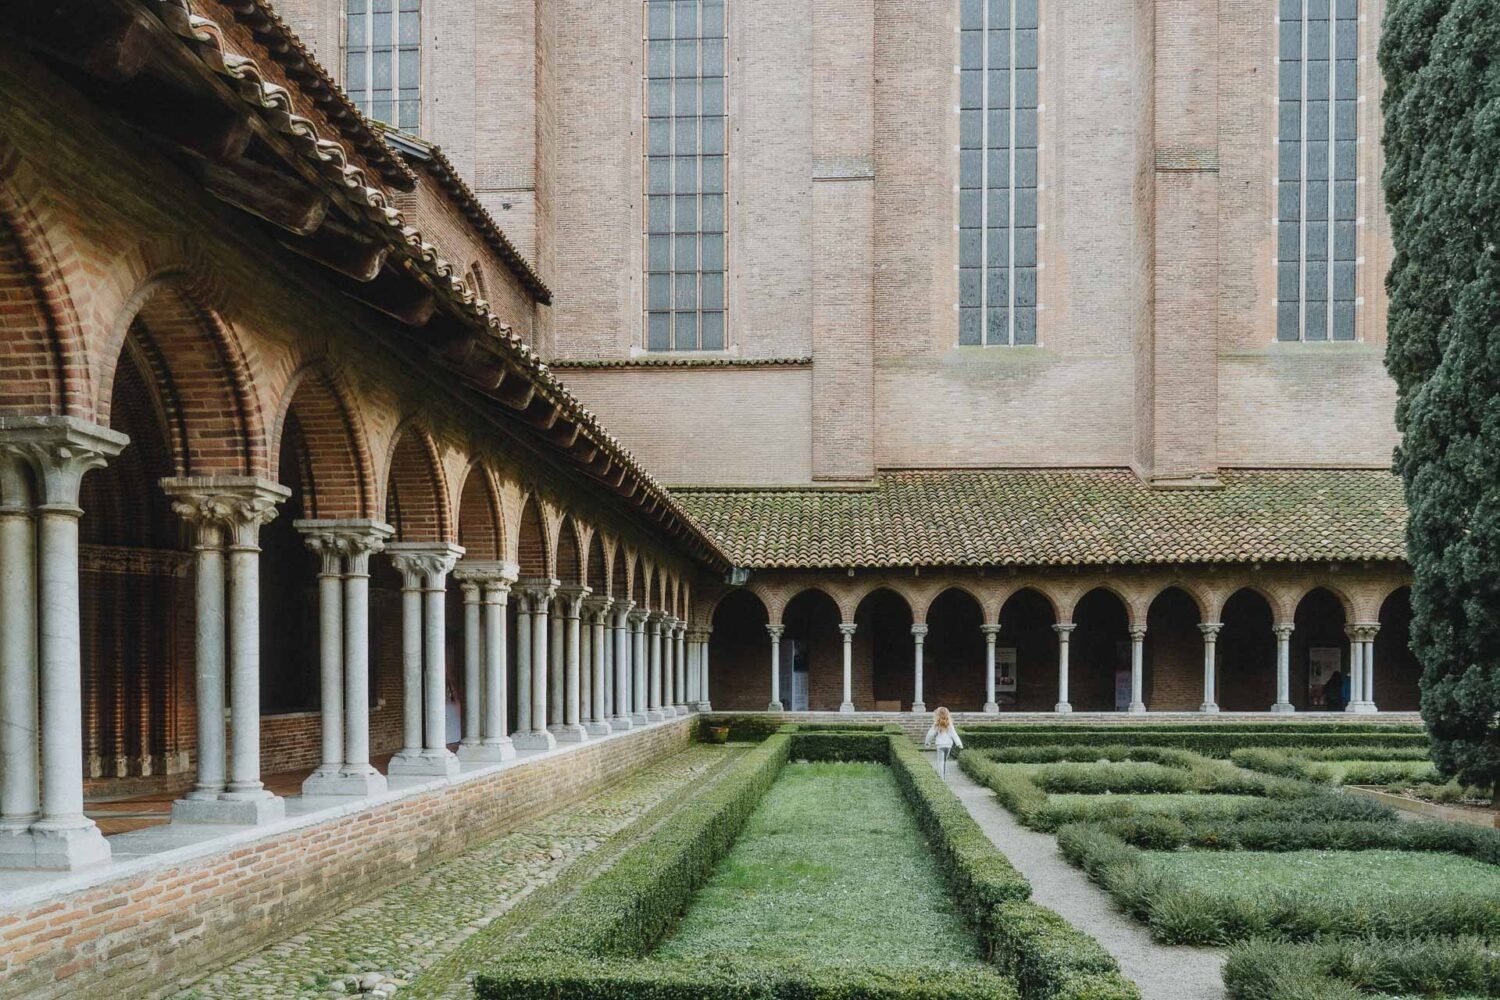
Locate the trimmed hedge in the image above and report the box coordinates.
[788,730,892,762]
[956,723,1424,734]
[960,730,1429,756]
[1223,936,1500,1000]
[1231,747,1441,787]
[698,714,786,743]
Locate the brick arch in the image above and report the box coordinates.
[1221,583,1290,623]
[610,541,630,600]
[919,583,990,625]
[853,583,915,621]
[0,147,90,418]
[271,363,374,520]
[456,462,505,560]
[556,517,585,584]
[516,494,550,577]
[586,530,607,592]
[639,558,656,610]
[1059,581,1142,626]
[1144,581,1212,622]
[1291,582,1356,621]
[383,423,451,542]
[99,278,265,477]
[79,344,175,548]
[997,584,1062,624]
[770,584,852,624]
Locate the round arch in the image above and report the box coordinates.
[1143,586,1204,711]
[515,494,550,578]
[708,588,771,710]
[853,586,915,710]
[997,586,1059,711]
[456,462,505,560]
[1219,587,1278,711]
[383,423,451,543]
[272,363,374,520]
[1070,587,1132,712]
[925,586,987,712]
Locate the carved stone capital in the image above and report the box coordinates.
[162,476,291,548]
[0,416,128,509]
[1272,623,1295,641]
[295,519,395,576]
[910,624,929,639]
[386,541,464,586]
[1128,625,1148,641]
[612,599,636,624]
[582,594,614,623]
[980,624,1002,637]
[1198,622,1224,639]
[1052,622,1077,637]
[519,576,559,610]
[627,608,649,628]
[838,623,857,638]
[766,623,786,640]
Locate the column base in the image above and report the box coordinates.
[1344,701,1378,714]
[387,749,461,778]
[629,712,650,726]
[1199,703,1221,714]
[25,822,112,870]
[695,701,712,712]
[766,702,783,713]
[550,723,588,743]
[1054,702,1073,714]
[0,825,40,869]
[1270,702,1296,714]
[171,794,286,826]
[584,720,612,736]
[659,705,678,718]
[838,702,855,713]
[982,702,1000,714]
[1128,702,1147,714]
[512,729,558,751]
[459,740,516,764]
[302,765,388,797]
[610,715,634,731]
[674,704,690,715]
[911,702,927,714]
[646,709,665,722]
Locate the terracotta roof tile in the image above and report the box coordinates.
[673,469,1408,569]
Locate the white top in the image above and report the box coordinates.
[924,723,963,750]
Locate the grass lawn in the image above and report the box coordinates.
[1142,848,1500,904]
[654,761,984,970]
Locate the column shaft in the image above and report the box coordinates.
[982,626,1000,714]
[1054,623,1074,713]
[0,505,37,830]
[1128,626,1147,714]
[768,625,783,711]
[838,623,855,713]
[515,600,532,732]
[224,536,267,798]
[315,566,344,774]
[461,584,482,749]
[911,626,927,713]
[399,577,424,753]
[189,527,227,799]
[343,567,379,778]
[1272,624,1295,713]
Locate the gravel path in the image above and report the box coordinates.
[936,756,1227,1000]
[172,745,741,1000]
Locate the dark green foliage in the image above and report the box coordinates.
[1224,937,1500,1000]
[697,714,786,743]
[1381,0,1500,788]
[959,730,1428,756]
[787,731,891,761]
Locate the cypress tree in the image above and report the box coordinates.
[1381,0,1500,788]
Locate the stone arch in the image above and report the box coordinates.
[516,493,551,578]
[1219,587,1279,711]
[0,146,90,418]
[270,362,374,520]
[1292,586,1352,711]
[383,422,451,542]
[556,516,585,583]
[1374,586,1421,711]
[925,586,987,712]
[1069,586,1133,711]
[455,462,506,560]
[1220,580,1290,623]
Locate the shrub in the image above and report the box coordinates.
[1224,937,1500,1000]
[987,902,1141,1000]
[698,714,785,743]
[788,730,891,762]
[961,731,1429,757]
[1031,762,1192,795]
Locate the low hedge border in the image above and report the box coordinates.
[956,723,1425,735]
[1230,747,1441,787]
[1054,823,1500,945]
[1222,936,1500,1000]
[478,732,1141,1000]
[960,730,1429,756]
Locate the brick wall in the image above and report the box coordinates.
[0,719,694,1000]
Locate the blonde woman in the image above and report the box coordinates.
[922,706,964,777]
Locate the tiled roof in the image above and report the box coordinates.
[673,469,1408,569]
[548,356,812,370]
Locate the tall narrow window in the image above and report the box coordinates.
[645,0,728,351]
[959,0,1039,347]
[346,0,420,132]
[1276,0,1358,342]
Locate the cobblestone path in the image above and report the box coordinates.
[173,745,743,1000]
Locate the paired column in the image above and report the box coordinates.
[684,627,699,706]
[552,585,589,742]
[658,616,676,717]
[981,624,1001,714]
[766,623,784,711]
[1199,622,1222,714]
[297,520,395,796]
[0,418,125,869]
[673,621,689,713]
[386,542,465,778]
[628,609,649,724]
[1271,622,1295,713]
[646,613,666,721]
[166,476,291,825]
[583,596,614,735]
[1127,624,1147,713]
[611,602,635,729]
[838,622,856,713]
[513,580,559,750]
[910,624,928,713]
[453,560,519,763]
[1053,623,1075,713]
[695,628,712,710]
[1345,623,1379,713]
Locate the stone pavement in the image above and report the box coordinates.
[934,752,1228,1000]
[171,744,741,1000]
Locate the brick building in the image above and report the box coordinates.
[0,0,1416,993]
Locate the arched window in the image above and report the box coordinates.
[1276,0,1358,341]
[958,0,1040,346]
[644,0,728,351]
[345,0,420,131]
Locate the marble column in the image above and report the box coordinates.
[697,628,712,711]
[584,596,612,735]
[548,601,565,732]
[1360,624,1379,712]
[1199,622,1222,713]
[838,622,856,713]
[646,613,665,721]
[454,560,518,763]
[1053,623,1074,713]
[386,542,464,778]
[611,602,635,730]
[1346,623,1379,713]
[628,609,649,724]
[164,477,290,825]
[514,580,558,750]
[1271,622,1295,713]
[300,532,344,792]
[674,622,688,713]
[0,418,125,869]
[552,585,588,742]
[656,616,674,717]
[514,591,533,734]
[981,624,1001,714]
[767,623,784,711]
[910,624,928,714]
[1128,624,1147,714]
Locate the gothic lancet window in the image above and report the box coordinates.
[346,0,420,132]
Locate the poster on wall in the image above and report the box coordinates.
[1308,646,1343,711]
[997,647,1018,706]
